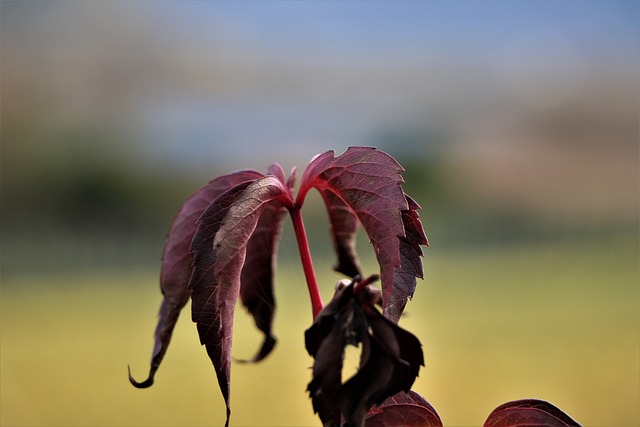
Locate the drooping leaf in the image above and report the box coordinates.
[306,286,357,426]
[128,170,263,388]
[319,189,363,278]
[189,176,292,426]
[483,399,582,427]
[339,324,397,427]
[340,301,424,426]
[365,390,443,427]
[297,147,406,310]
[305,278,424,427]
[298,146,427,323]
[386,195,429,321]
[237,164,291,363]
[235,200,285,363]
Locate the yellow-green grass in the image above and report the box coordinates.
[1,237,638,426]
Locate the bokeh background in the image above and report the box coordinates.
[1,1,638,426]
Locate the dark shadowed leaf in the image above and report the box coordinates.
[484,399,582,427]
[340,303,424,426]
[307,286,357,426]
[319,189,363,278]
[298,147,425,323]
[189,176,292,426]
[305,279,424,427]
[365,390,442,427]
[339,324,396,427]
[128,170,263,388]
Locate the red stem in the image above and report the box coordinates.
[289,207,324,319]
[353,273,380,294]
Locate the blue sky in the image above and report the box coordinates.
[126,0,638,168]
[149,0,639,60]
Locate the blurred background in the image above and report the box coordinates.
[1,1,638,426]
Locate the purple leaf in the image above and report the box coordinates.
[365,390,443,427]
[189,176,292,426]
[386,195,429,321]
[484,399,582,427]
[319,189,363,278]
[237,164,291,363]
[298,146,427,323]
[128,170,263,388]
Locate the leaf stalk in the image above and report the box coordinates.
[289,206,324,319]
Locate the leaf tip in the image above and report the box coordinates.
[128,364,155,389]
[232,334,277,364]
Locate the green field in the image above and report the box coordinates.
[1,237,638,426]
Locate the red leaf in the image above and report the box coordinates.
[189,176,292,426]
[386,195,429,321]
[365,391,443,427]
[237,164,291,363]
[484,399,582,427]
[298,146,427,323]
[128,170,263,388]
[319,189,362,278]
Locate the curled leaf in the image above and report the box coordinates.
[484,399,582,427]
[307,289,355,425]
[128,170,263,388]
[305,277,424,427]
[365,390,443,427]
[189,176,292,426]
